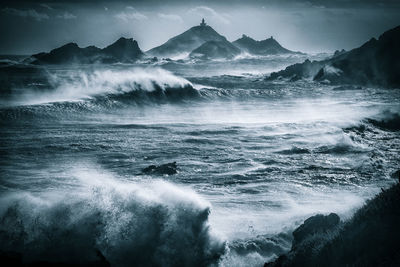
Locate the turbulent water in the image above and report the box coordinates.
[0,56,399,266]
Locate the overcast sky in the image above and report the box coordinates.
[1,0,400,54]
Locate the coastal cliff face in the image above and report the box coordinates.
[266,182,400,267]
[268,26,400,88]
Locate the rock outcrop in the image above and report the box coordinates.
[232,34,299,55]
[142,162,178,175]
[29,37,144,64]
[267,25,400,88]
[147,22,228,58]
[189,40,241,60]
[265,183,400,267]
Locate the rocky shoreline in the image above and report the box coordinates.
[265,181,400,267]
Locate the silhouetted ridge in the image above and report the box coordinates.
[232,34,299,55]
[268,25,400,88]
[189,40,241,59]
[29,37,144,64]
[147,23,228,58]
[102,37,143,62]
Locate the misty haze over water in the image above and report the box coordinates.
[1,1,400,266]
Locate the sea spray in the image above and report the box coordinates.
[0,168,226,266]
[11,67,198,106]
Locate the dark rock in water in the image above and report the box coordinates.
[267,25,400,88]
[366,111,400,131]
[189,40,241,60]
[232,34,301,55]
[266,183,400,267]
[29,37,144,64]
[267,59,323,81]
[292,213,340,249]
[147,19,228,58]
[142,162,178,175]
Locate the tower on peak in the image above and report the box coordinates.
[200,18,206,27]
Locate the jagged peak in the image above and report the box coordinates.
[59,42,79,48]
[49,42,80,53]
[115,37,134,43]
[109,37,137,46]
[103,37,140,52]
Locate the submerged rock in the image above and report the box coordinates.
[142,162,178,175]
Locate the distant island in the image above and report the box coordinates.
[232,34,302,55]
[26,18,300,64]
[16,20,400,88]
[26,37,144,64]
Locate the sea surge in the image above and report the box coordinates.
[0,167,226,266]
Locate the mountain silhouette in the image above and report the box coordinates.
[189,40,241,59]
[26,20,307,63]
[267,25,400,88]
[102,37,144,62]
[29,37,144,64]
[147,19,228,58]
[232,34,299,55]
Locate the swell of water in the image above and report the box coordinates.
[0,63,400,266]
[10,67,195,106]
[0,167,225,266]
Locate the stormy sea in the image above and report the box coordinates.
[1,54,399,266]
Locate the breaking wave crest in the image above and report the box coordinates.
[2,67,200,106]
[0,67,203,121]
[0,168,226,266]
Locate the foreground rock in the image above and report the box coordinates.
[291,213,340,250]
[142,162,178,175]
[265,183,400,266]
[267,25,400,88]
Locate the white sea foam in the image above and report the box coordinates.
[17,67,193,105]
[0,166,225,266]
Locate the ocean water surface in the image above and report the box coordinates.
[0,57,399,266]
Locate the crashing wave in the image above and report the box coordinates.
[0,169,226,266]
[0,67,202,121]
[28,67,199,104]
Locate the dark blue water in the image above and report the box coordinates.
[0,58,399,266]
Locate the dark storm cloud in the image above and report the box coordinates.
[0,0,400,54]
[2,7,49,21]
[1,0,400,8]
